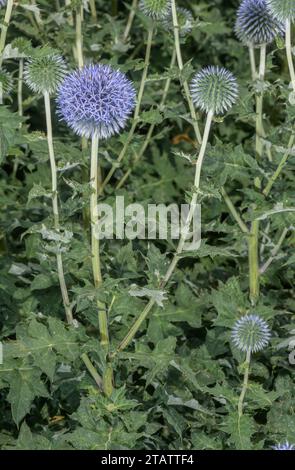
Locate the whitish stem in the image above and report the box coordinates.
[249,45,257,80]
[171,0,202,145]
[89,0,97,21]
[43,92,73,325]
[116,111,214,354]
[0,0,14,69]
[260,227,289,274]
[286,19,295,93]
[255,44,266,158]
[123,0,138,42]
[76,5,84,69]
[99,26,154,193]
[90,133,113,395]
[238,349,251,418]
[18,58,24,123]
[116,49,177,189]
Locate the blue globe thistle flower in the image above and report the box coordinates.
[56,64,136,139]
[190,66,238,115]
[24,54,68,95]
[232,314,271,353]
[273,441,295,450]
[139,0,171,20]
[267,0,295,23]
[162,7,194,38]
[235,0,284,46]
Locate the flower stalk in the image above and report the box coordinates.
[0,0,14,68]
[43,91,74,325]
[285,18,295,93]
[238,349,251,418]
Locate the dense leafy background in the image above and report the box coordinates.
[0,0,294,450]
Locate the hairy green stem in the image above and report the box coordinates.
[260,227,289,274]
[263,133,295,197]
[90,133,113,395]
[89,0,97,21]
[123,0,138,42]
[18,58,23,122]
[286,19,295,93]
[81,353,103,390]
[44,91,73,325]
[99,26,154,193]
[116,49,177,189]
[0,0,14,69]
[221,187,249,234]
[116,111,214,353]
[238,349,251,418]
[249,44,266,305]
[171,0,202,145]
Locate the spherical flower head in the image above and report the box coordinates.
[232,314,271,353]
[56,64,136,140]
[24,54,68,95]
[0,69,13,96]
[162,7,194,38]
[273,441,295,450]
[267,0,295,23]
[190,66,238,115]
[139,0,171,20]
[235,0,285,46]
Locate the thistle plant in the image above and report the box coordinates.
[57,64,136,394]
[273,441,295,450]
[116,65,238,353]
[24,52,73,325]
[139,0,171,20]
[267,0,295,94]
[162,6,193,38]
[235,0,280,306]
[232,314,271,417]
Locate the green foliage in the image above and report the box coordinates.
[0,0,294,451]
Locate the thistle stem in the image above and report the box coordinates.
[90,133,113,394]
[100,26,154,193]
[76,5,84,69]
[116,111,214,353]
[259,227,289,274]
[238,349,251,418]
[0,0,14,69]
[81,353,103,390]
[116,49,177,189]
[248,44,266,305]
[221,187,249,234]
[263,133,295,197]
[286,19,295,93]
[43,91,73,325]
[89,0,97,21]
[171,0,202,145]
[123,0,138,42]
[249,45,257,80]
[18,58,24,123]
[65,0,74,26]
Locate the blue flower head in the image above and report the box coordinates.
[56,64,136,139]
[190,66,238,115]
[273,441,295,450]
[232,314,271,353]
[235,0,284,46]
[267,0,295,23]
